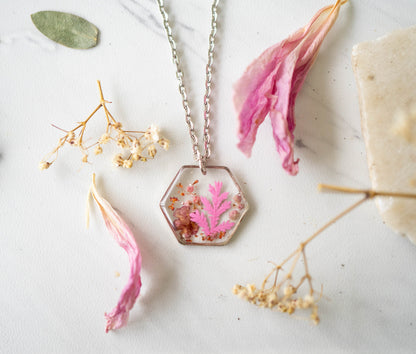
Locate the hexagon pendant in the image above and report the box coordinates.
[160,165,248,246]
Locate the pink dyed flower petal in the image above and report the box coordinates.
[234,0,347,175]
[89,174,142,333]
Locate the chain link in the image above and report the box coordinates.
[156,0,219,173]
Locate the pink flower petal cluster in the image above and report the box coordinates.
[89,174,142,332]
[234,0,347,175]
[173,205,199,239]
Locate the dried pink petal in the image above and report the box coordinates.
[234,0,347,175]
[88,174,142,332]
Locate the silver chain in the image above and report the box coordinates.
[156,0,219,174]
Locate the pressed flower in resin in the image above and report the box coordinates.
[234,0,348,175]
[168,179,238,242]
[189,181,235,238]
[88,174,142,332]
[160,166,249,245]
[173,206,199,239]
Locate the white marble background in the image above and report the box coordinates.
[1,0,415,353]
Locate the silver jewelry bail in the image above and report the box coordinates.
[198,157,207,175]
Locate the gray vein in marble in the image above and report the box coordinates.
[120,0,205,62]
[301,85,362,138]
[369,3,406,27]
[0,31,56,51]
[120,0,164,36]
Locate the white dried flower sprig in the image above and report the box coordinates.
[233,184,416,325]
[39,81,170,170]
[233,241,321,325]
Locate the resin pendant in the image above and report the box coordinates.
[160,165,248,246]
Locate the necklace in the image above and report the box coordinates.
[158,0,248,246]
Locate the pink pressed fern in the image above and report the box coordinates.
[190,181,235,237]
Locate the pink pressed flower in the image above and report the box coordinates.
[173,205,199,238]
[190,181,235,237]
[233,194,242,204]
[229,210,240,221]
[234,0,347,175]
[88,174,142,333]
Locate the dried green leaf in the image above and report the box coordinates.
[31,11,99,49]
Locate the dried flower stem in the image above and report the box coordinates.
[39,81,169,170]
[233,184,416,324]
[318,183,416,200]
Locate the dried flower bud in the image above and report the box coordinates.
[132,153,141,161]
[310,310,320,325]
[295,298,304,309]
[99,133,111,144]
[113,154,124,167]
[145,124,160,142]
[158,138,170,150]
[95,145,103,155]
[303,294,314,306]
[148,145,157,158]
[113,122,122,129]
[284,285,295,297]
[246,284,256,296]
[277,303,288,313]
[123,159,133,169]
[117,137,128,149]
[81,154,88,163]
[67,131,75,140]
[232,284,243,295]
[39,161,51,170]
[131,139,142,154]
[267,292,278,307]
[237,290,248,300]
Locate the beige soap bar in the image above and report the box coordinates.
[352,25,416,245]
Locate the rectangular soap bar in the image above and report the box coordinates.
[352,25,416,245]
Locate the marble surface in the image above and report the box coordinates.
[1,0,415,353]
